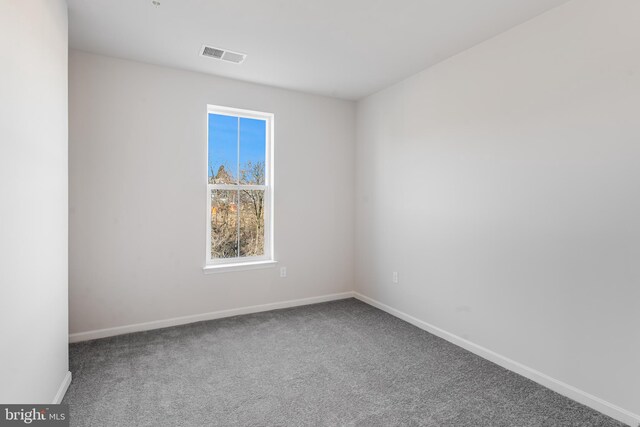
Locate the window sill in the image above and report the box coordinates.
[202,260,278,274]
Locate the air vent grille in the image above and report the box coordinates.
[200,45,246,64]
[202,46,224,59]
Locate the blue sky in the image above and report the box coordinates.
[208,113,266,180]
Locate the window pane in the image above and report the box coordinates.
[239,189,265,257]
[239,117,266,185]
[211,190,239,258]
[208,114,238,184]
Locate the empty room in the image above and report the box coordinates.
[1,0,639,425]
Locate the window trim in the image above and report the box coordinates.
[203,260,278,274]
[204,104,275,270]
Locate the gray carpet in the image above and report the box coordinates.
[64,298,626,426]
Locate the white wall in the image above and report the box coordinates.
[356,0,640,420]
[68,51,355,335]
[0,0,69,403]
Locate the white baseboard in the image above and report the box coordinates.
[353,292,640,427]
[69,292,355,343]
[52,371,71,404]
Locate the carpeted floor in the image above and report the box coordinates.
[64,298,626,426]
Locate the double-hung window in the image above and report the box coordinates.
[206,105,274,269]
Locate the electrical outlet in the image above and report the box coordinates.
[280,267,287,278]
[392,272,399,283]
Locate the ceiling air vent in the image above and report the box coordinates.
[200,45,246,64]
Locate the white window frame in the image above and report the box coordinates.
[204,105,275,272]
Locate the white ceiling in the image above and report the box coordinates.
[68,0,571,100]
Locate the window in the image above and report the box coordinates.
[206,105,274,269]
